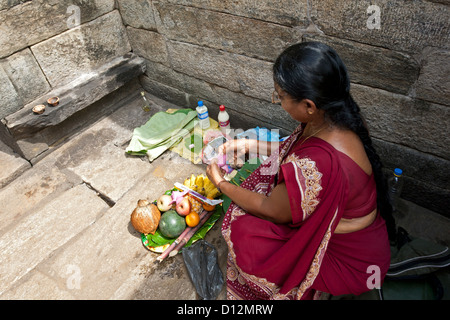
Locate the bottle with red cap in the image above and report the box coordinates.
[218,105,230,134]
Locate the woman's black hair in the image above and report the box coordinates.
[273,41,397,242]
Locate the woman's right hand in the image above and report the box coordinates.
[219,139,255,167]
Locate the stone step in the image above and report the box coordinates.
[1,53,146,161]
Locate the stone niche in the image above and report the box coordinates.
[1,53,146,162]
[0,7,145,163]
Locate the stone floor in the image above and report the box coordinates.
[0,89,449,300]
[0,92,227,300]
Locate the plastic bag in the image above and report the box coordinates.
[182,240,224,300]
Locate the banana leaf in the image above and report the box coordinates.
[220,157,261,213]
[142,202,222,251]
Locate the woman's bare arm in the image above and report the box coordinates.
[206,160,291,224]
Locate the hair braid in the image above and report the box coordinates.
[324,95,397,241]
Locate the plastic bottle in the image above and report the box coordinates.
[388,168,404,211]
[140,91,151,112]
[196,101,210,129]
[218,105,230,134]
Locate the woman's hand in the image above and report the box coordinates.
[219,139,254,167]
[206,158,227,188]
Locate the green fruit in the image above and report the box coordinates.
[158,209,186,238]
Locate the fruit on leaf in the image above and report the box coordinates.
[171,190,187,204]
[185,212,200,227]
[157,194,173,212]
[202,199,216,211]
[187,194,202,214]
[176,197,191,216]
[130,200,161,235]
[206,187,221,199]
[183,174,221,198]
[159,209,187,238]
[195,175,204,188]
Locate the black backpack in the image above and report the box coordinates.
[380,227,450,300]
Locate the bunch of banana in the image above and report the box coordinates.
[183,174,222,199]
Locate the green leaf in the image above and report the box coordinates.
[185,205,222,247]
[143,196,223,250]
[221,158,261,213]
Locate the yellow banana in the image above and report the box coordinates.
[190,174,196,187]
[195,174,204,188]
[206,188,221,199]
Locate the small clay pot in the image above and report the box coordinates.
[32,104,46,114]
[47,96,59,107]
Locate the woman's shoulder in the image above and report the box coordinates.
[282,139,335,174]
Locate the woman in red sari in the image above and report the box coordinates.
[206,42,396,300]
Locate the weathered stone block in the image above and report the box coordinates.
[309,0,450,54]
[376,136,450,217]
[142,59,296,134]
[0,183,110,294]
[352,83,450,160]
[140,75,189,108]
[210,85,298,134]
[154,3,296,61]
[413,47,450,106]
[126,27,170,66]
[31,10,131,88]
[303,34,420,95]
[0,66,21,119]
[142,59,216,100]
[0,159,81,233]
[0,0,115,59]
[117,0,157,30]
[0,140,30,190]
[4,54,145,140]
[165,0,309,27]
[0,0,31,11]
[0,48,51,106]
[167,41,274,100]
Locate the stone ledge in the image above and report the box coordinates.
[1,53,146,160]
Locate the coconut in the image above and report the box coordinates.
[130,199,161,235]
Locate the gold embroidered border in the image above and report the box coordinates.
[283,154,323,219]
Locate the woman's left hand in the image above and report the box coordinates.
[206,158,226,187]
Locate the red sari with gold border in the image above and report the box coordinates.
[222,124,391,300]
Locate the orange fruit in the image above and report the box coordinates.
[202,201,216,211]
[185,212,200,227]
[202,197,216,211]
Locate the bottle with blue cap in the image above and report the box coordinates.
[388,168,404,211]
[196,100,210,129]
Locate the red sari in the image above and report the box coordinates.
[222,124,391,300]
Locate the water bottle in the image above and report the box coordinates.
[218,105,230,134]
[140,91,151,112]
[196,101,210,129]
[388,168,404,211]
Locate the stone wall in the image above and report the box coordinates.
[118,0,449,217]
[0,0,140,161]
[0,0,132,119]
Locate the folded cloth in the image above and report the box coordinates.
[126,108,197,162]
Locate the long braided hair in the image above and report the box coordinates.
[273,42,397,241]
